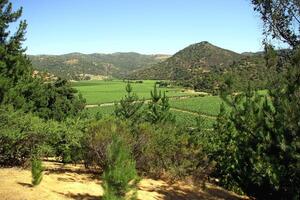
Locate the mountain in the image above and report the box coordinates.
[29,52,170,80]
[129,41,272,93]
[129,41,244,80]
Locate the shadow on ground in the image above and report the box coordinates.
[56,192,102,200]
[17,182,33,188]
[140,184,247,200]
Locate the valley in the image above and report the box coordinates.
[1,0,299,199]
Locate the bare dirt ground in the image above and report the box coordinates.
[0,161,248,200]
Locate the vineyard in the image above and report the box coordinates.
[73,80,193,104]
[79,80,222,129]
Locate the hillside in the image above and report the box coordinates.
[129,41,244,80]
[29,52,170,80]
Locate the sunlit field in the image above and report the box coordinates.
[73,80,193,104]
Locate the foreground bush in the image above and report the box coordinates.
[135,122,212,180]
[0,106,49,166]
[0,105,87,166]
[84,117,134,169]
[211,83,300,198]
[102,135,138,200]
[84,116,212,182]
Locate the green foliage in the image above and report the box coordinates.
[211,48,300,198]
[87,105,216,129]
[0,0,31,83]
[114,82,144,120]
[252,0,300,47]
[207,2,300,198]
[52,118,87,163]
[212,86,299,198]
[83,117,134,169]
[0,106,49,166]
[102,135,138,200]
[31,158,43,186]
[133,122,212,180]
[83,115,212,182]
[0,105,88,166]
[3,77,85,121]
[0,0,85,121]
[144,84,175,124]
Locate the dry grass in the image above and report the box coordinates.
[0,161,249,200]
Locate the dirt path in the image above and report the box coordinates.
[0,161,248,200]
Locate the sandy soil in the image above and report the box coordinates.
[0,161,248,200]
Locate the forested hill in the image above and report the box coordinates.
[129,41,246,80]
[29,52,170,80]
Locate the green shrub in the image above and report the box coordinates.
[0,106,48,166]
[133,122,212,181]
[31,158,43,186]
[102,135,138,200]
[211,84,300,198]
[84,116,211,183]
[84,117,134,169]
[53,118,86,164]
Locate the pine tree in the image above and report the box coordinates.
[31,158,43,186]
[145,84,175,124]
[114,82,144,120]
[0,0,85,120]
[0,0,31,83]
[211,1,300,198]
[102,135,138,200]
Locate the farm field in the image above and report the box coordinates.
[86,105,216,129]
[75,79,223,129]
[169,96,225,116]
[73,80,193,105]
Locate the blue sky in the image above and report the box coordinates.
[11,0,264,55]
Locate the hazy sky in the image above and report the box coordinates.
[11,0,265,55]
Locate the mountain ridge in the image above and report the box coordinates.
[29,41,265,81]
[129,41,246,80]
[29,52,171,80]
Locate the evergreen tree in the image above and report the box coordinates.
[0,0,85,120]
[102,135,138,200]
[145,84,175,124]
[0,0,31,83]
[31,158,43,186]
[211,1,300,198]
[114,82,143,120]
[252,0,300,47]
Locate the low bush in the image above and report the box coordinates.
[83,116,212,182]
[0,106,49,166]
[135,123,212,180]
[83,117,134,169]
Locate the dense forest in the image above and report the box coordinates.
[0,0,299,200]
